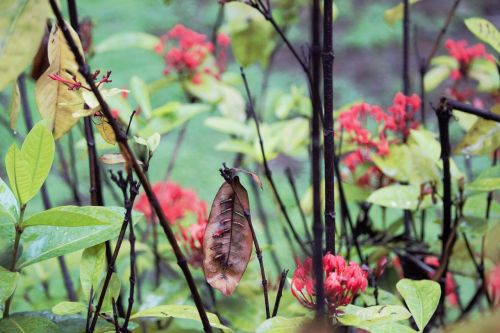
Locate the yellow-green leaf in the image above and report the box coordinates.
[0,0,49,91]
[464,17,500,53]
[8,82,20,129]
[95,121,117,145]
[35,23,85,139]
[5,144,31,205]
[384,0,420,26]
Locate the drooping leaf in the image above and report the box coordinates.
[0,266,19,304]
[255,316,306,333]
[0,316,61,333]
[0,0,49,91]
[367,185,420,210]
[99,153,126,165]
[464,17,500,53]
[94,32,161,53]
[383,0,421,26]
[130,305,231,332]
[9,82,20,129]
[80,243,106,299]
[35,23,85,139]
[203,177,253,296]
[372,145,412,182]
[396,279,440,332]
[22,206,118,228]
[51,301,87,315]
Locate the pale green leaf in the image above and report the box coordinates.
[0,266,19,304]
[130,76,152,118]
[367,185,420,210]
[204,117,250,137]
[464,17,500,53]
[5,144,31,205]
[396,279,440,332]
[52,301,87,315]
[0,316,61,333]
[255,316,306,333]
[383,0,420,26]
[372,145,412,182]
[80,243,106,299]
[22,206,118,228]
[95,32,161,53]
[9,82,20,129]
[338,304,411,327]
[424,65,450,92]
[469,58,499,92]
[466,178,500,192]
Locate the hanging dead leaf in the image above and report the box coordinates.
[95,121,117,145]
[234,168,263,190]
[35,23,85,139]
[203,176,253,296]
[31,24,50,80]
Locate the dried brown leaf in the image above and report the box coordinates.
[203,177,253,296]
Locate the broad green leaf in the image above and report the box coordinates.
[130,76,152,118]
[95,32,161,53]
[384,0,420,26]
[0,0,49,91]
[5,144,31,205]
[255,316,306,333]
[147,133,161,153]
[0,316,61,333]
[396,279,440,332]
[453,104,500,156]
[430,55,459,69]
[217,84,246,121]
[216,140,256,159]
[458,215,489,237]
[464,18,500,53]
[0,266,19,304]
[95,273,121,313]
[363,323,417,333]
[52,301,87,315]
[367,185,420,210]
[35,23,85,139]
[469,58,499,92]
[20,123,55,202]
[185,74,223,103]
[23,206,119,228]
[16,209,143,269]
[454,112,478,131]
[424,65,450,92]
[131,304,232,332]
[338,304,411,327]
[80,243,106,299]
[466,178,500,192]
[9,82,20,129]
[372,145,411,182]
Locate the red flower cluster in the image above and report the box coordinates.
[291,254,368,315]
[339,92,420,187]
[155,24,230,84]
[424,256,458,307]
[487,265,500,307]
[134,181,207,267]
[445,39,493,81]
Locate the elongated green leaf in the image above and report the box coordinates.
[0,266,19,304]
[424,65,450,92]
[464,18,500,53]
[20,123,55,201]
[338,304,412,327]
[23,206,118,228]
[204,117,250,136]
[130,76,152,118]
[0,316,61,333]
[466,178,500,192]
[396,279,440,332]
[256,316,306,333]
[80,243,106,299]
[52,301,87,315]
[367,185,420,210]
[0,0,49,91]
[95,32,160,53]
[131,305,232,332]
[5,144,31,205]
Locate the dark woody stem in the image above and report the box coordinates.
[272,269,289,317]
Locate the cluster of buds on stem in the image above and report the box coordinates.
[48,69,112,91]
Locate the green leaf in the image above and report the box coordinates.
[204,117,251,137]
[51,301,87,315]
[0,0,49,91]
[362,323,417,333]
[5,144,31,205]
[372,145,411,182]
[255,316,306,333]
[0,316,61,333]
[396,279,440,332]
[95,273,121,313]
[80,243,106,299]
[0,266,19,304]
[131,305,232,332]
[95,32,161,53]
[367,185,420,210]
[469,58,499,92]
[424,65,450,92]
[16,209,143,269]
[458,215,489,237]
[22,206,118,228]
[383,0,420,26]
[464,17,500,53]
[130,76,152,118]
[338,304,412,327]
[0,177,19,225]
[466,178,500,192]
[453,104,500,156]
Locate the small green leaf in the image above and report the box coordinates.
[0,177,19,224]
[367,185,420,210]
[5,144,31,205]
[131,305,232,332]
[0,316,61,333]
[424,65,450,92]
[469,58,499,92]
[372,145,412,182]
[22,206,118,228]
[94,32,161,53]
[80,243,106,299]
[464,17,500,53]
[204,117,251,136]
[0,266,19,304]
[52,301,87,315]
[466,178,500,192]
[396,279,441,332]
[255,316,306,333]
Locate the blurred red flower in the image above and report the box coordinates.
[424,256,459,307]
[487,265,500,307]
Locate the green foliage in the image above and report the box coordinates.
[338,304,412,328]
[255,316,306,333]
[95,32,161,53]
[383,0,421,26]
[80,244,106,300]
[22,206,119,228]
[367,184,420,210]
[464,17,500,53]
[0,316,62,333]
[0,267,19,304]
[51,301,87,315]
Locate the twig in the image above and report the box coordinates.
[50,3,212,330]
[323,0,336,254]
[240,67,311,256]
[284,168,313,246]
[272,269,289,317]
[444,98,500,122]
[165,122,188,180]
[111,298,120,333]
[68,130,82,204]
[311,0,325,318]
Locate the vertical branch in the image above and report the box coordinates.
[403,0,410,97]
[240,67,311,256]
[49,3,213,331]
[272,269,289,317]
[322,0,335,254]
[285,168,313,245]
[311,0,325,318]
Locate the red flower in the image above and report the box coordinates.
[291,254,368,315]
[487,265,500,307]
[445,39,493,65]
